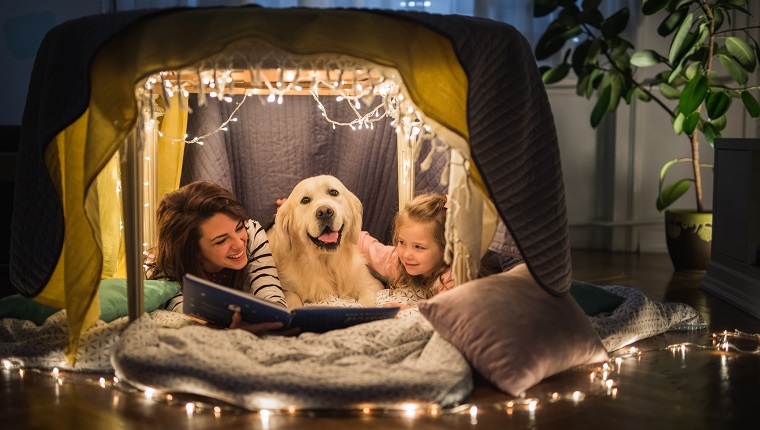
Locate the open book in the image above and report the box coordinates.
[182,273,399,333]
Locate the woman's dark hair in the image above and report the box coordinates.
[145,181,248,289]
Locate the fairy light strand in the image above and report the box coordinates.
[4,329,758,421]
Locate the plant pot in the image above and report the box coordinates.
[665,210,712,271]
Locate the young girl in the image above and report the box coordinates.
[146,180,292,334]
[358,193,453,308]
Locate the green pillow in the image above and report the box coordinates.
[98,278,181,322]
[0,294,60,325]
[569,279,624,316]
[0,279,180,325]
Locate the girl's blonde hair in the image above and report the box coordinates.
[390,193,449,298]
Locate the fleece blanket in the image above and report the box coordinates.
[0,285,705,409]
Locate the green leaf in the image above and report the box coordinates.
[657,179,693,211]
[708,115,727,132]
[643,0,670,15]
[633,87,652,102]
[726,37,757,73]
[571,40,598,76]
[668,12,693,65]
[658,8,688,37]
[684,62,701,80]
[673,112,685,135]
[741,91,760,118]
[535,20,582,60]
[608,73,625,111]
[542,63,571,84]
[718,54,749,84]
[702,122,720,147]
[630,49,663,67]
[601,7,630,38]
[581,0,602,11]
[590,85,612,128]
[705,91,731,120]
[659,82,681,99]
[682,112,700,135]
[679,74,707,116]
[534,0,560,17]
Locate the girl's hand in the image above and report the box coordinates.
[383,302,413,311]
[229,310,299,336]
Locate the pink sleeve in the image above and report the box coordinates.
[358,231,398,278]
[436,269,455,294]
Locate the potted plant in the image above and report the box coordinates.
[534,0,760,270]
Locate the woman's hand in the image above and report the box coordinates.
[229,310,299,336]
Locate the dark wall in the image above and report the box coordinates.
[0,126,18,298]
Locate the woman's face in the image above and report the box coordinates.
[198,213,248,273]
[395,220,444,278]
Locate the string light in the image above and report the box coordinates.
[1,329,757,422]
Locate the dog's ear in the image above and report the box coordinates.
[272,198,294,251]
[346,190,363,244]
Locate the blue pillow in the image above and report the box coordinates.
[0,295,59,325]
[569,279,624,315]
[0,279,180,325]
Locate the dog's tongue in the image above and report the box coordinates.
[318,231,339,243]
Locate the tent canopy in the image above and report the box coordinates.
[10,6,570,361]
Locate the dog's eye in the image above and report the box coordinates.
[328,189,339,197]
[300,197,311,204]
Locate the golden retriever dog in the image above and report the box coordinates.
[268,175,384,309]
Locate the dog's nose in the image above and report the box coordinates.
[316,205,334,220]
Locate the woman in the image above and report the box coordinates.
[146,180,291,334]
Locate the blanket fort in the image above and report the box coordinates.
[10,6,569,362]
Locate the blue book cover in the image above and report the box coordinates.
[182,273,399,333]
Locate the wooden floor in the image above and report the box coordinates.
[2,249,760,429]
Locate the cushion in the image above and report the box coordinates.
[0,279,180,325]
[570,279,625,316]
[418,263,609,396]
[0,294,60,325]
[98,278,180,322]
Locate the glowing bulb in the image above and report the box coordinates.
[186,403,195,414]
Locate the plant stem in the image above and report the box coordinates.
[691,0,714,213]
[691,132,703,213]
